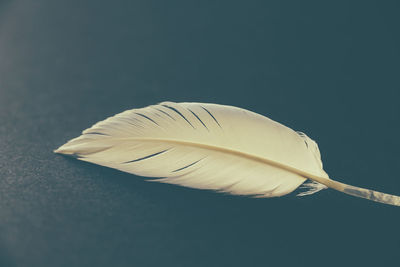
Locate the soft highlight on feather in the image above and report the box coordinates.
[55,102,400,206]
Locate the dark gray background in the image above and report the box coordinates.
[1,0,399,266]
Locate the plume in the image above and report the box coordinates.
[55,102,400,206]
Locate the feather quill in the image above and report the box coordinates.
[55,102,400,206]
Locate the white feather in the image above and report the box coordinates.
[55,102,400,206]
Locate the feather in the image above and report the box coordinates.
[55,102,400,206]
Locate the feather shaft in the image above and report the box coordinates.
[307,175,400,206]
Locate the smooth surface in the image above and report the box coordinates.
[1,1,399,266]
